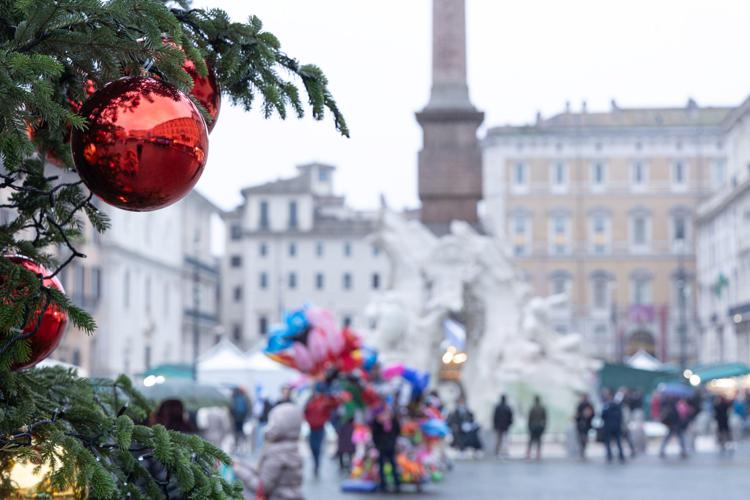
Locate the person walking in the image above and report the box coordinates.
[600,389,626,463]
[234,403,304,500]
[230,387,251,451]
[714,394,733,454]
[574,394,594,460]
[493,394,514,458]
[448,397,483,456]
[303,391,338,478]
[659,396,688,459]
[371,404,401,493]
[526,395,547,461]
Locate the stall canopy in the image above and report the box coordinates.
[689,362,750,383]
[626,350,664,371]
[599,362,678,395]
[137,363,193,380]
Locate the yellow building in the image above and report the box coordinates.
[482,100,730,364]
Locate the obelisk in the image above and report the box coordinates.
[417,0,484,235]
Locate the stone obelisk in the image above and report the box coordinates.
[417,0,484,235]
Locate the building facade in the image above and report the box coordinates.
[483,100,729,364]
[695,98,750,365]
[222,163,388,348]
[52,189,223,377]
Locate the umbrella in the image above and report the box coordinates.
[141,379,230,411]
[655,382,694,398]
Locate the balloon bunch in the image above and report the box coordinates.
[380,362,431,398]
[263,305,378,377]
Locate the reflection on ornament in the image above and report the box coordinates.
[71,77,209,211]
[182,58,221,132]
[5,255,68,371]
[3,446,78,498]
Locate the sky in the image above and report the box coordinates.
[192,0,750,213]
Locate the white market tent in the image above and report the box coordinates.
[197,339,295,397]
[626,349,664,371]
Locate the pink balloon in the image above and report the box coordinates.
[308,328,329,364]
[292,342,314,373]
[306,306,336,336]
[381,363,405,380]
[326,327,345,356]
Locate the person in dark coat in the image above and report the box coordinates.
[448,397,483,454]
[574,393,595,459]
[526,395,547,461]
[371,405,401,493]
[493,394,513,457]
[658,396,688,458]
[151,399,197,433]
[600,389,625,463]
[713,395,733,454]
[230,387,251,447]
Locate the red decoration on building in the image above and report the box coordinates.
[5,256,68,370]
[71,77,209,211]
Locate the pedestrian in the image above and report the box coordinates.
[615,388,636,458]
[492,394,514,458]
[447,397,483,457]
[713,394,733,454]
[275,385,294,407]
[234,403,304,500]
[574,393,594,459]
[303,390,338,478]
[334,414,355,472]
[658,396,688,459]
[253,387,273,453]
[526,395,547,461]
[230,387,251,450]
[151,399,197,433]
[600,389,625,463]
[371,403,401,493]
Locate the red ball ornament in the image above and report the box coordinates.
[4,256,68,370]
[71,77,209,211]
[182,58,221,132]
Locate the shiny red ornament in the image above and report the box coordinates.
[182,58,221,132]
[4,256,68,370]
[71,77,209,211]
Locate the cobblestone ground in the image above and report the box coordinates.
[302,441,750,500]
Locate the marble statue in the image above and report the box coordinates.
[365,210,600,432]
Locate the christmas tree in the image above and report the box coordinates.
[0,1,347,497]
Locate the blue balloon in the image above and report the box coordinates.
[402,367,430,394]
[264,330,293,353]
[284,309,309,335]
[361,346,378,371]
[421,418,449,437]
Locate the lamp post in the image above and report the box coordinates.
[676,242,689,370]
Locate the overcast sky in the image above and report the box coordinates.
[192,0,750,212]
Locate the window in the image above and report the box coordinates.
[633,216,647,246]
[233,286,243,302]
[91,267,101,301]
[513,213,526,235]
[343,273,353,290]
[632,161,647,186]
[288,201,298,229]
[74,264,85,304]
[124,270,130,309]
[145,277,151,314]
[315,273,324,290]
[315,241,324,257]
[592,162,606,187]
[71,349,81,367]
[712,160,726,189]
[513,162,527,187]
[230,224,242,240]
[344,242,352,257]
[259,242,268,257]
[550,161,567,191]
[372,273,381,290]
[258,316,268,335]
[632,278,651,305]
[288,242,297,257]
[591,274,609,310]
[372,245,380,257]
[674,215,687,243]
[549,213,569,255]
[259,200,269,229]
[230,255,242,268]
[672,161,686,187]
[550,272,569,295]
[232,324,242,342]
[319,169,330,182]
[511,211,530,256]
[590,212,609,255]
[259,272,268,289]
[144,345,151,370]
[288,272,297,289]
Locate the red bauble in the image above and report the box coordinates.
[71,77,209,211]
[182,58,221,132]
[5,256,68,370]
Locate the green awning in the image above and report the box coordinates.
[136,363,193,380]
[599,362,679,395]
[689,362,750,382]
